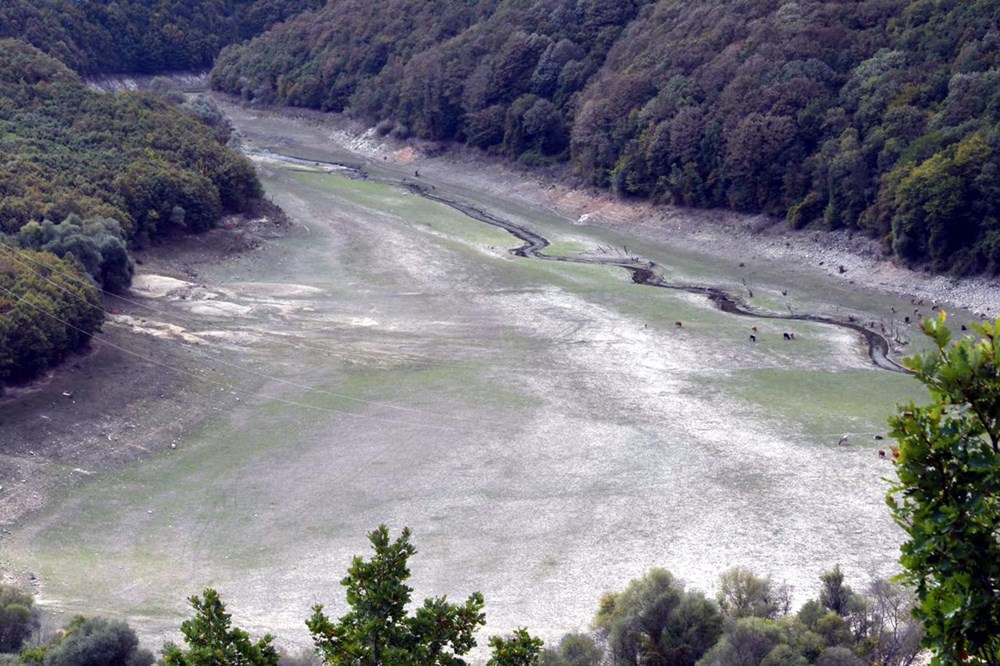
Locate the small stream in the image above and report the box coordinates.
[250,148,910,375]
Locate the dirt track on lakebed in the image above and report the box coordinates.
[1,101,997,652]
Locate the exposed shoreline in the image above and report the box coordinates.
[235,99,999,320]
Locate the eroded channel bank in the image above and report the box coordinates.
[249,149,909,375]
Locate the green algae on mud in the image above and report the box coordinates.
[3,122,939,652]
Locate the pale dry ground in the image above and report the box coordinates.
[3,101,992,657]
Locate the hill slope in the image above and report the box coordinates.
[211,0,1000,274]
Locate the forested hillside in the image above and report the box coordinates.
[213,0,1000,274]
[0,41,263,384]
[0,0,323,74]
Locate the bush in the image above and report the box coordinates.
[0,585,39,653]
[42,616,153,666]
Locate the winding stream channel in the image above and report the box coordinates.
[251,149,910,375]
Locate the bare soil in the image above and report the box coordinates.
[0,215,286,587]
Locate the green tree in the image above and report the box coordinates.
[0,585,39,653]
[595,568,722,666]
[43,616,153,666]
[162,589,279,666]
[487,629,543,666]
[538,633,601,666]
[306,525,485,666]
[887,312,1000,665]
[716,568,791,620]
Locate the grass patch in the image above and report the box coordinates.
[723,367,926,439]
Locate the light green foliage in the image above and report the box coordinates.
[43,616,153,666]
[887,312,1000,665]
[486,629,544,666]
[595,568,722,666]
[538,633,601,666]
[697,617,786,666]
[162,589,279,666]
[716,568,791,620]
[0,585,39,654]
[306,525,485,666]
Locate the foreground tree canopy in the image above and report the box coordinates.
[212,0,1000,274]
[0,533,928,666]
[306,525,488,665]
[888,313,1000,665]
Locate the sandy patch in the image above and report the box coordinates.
[186,301,253,317]
[130,275,196,299]
[226,282,325,298]
[109,315,205,344]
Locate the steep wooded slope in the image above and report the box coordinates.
[212,0,1000,273]
[0,0,322,74]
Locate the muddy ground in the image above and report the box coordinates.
[1,99,998,653]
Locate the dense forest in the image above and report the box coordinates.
[212,0,1000,274]
[0,0,323,74]
[0,0,324,385]
[0,41,264,385]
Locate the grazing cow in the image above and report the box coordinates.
[878,450,886,458]
[838,435,849,446]
[751,326,757,332]
[962,324,968,331]
[905,316,911,324]
[892,448,900,459]
[675,321,683,328]
[749,334,757,342]
[783,332,791,340]
[874,434,884,440]
[781,289,788,296]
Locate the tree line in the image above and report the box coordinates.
[0,0,322,75]
[0,531,925,666]
[211,0,1000,274]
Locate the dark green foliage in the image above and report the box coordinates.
[162,589,279,666]
[0,248,103,384]
[0,0,323,75]
[43,616,153,666]
[10,216,134,293]
[0,41,262,244]
[594,568,722,666]
[887,313,1000,665]
[306,525,486,665]
[0,585,39,654]
[212,0,1000,273]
